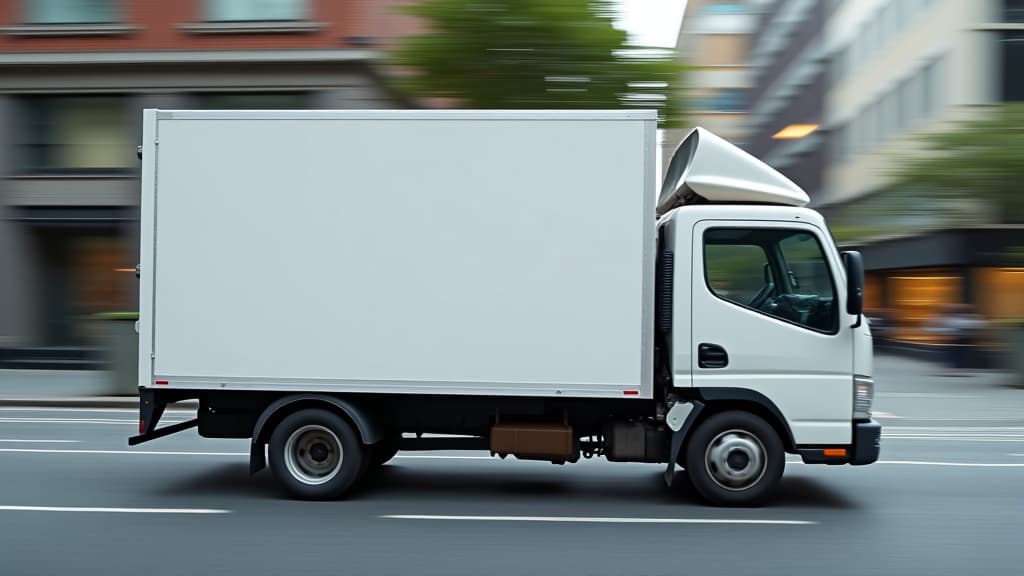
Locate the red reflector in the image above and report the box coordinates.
[155,380,168,386]
[623,390,639,396]
[139,420,145,434]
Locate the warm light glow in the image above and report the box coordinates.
[114,268,135,273]
[772,124,819,140]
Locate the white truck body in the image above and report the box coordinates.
[132,109,880,507]
[139,109,657,399]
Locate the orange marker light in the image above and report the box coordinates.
[823,448,847,457]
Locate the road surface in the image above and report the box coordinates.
[1,356,1022,576]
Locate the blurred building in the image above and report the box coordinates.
[740,0,831,203]
[661,0,757,175]
[0,0,411,368]
[821,0,1024,354]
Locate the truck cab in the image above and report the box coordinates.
[650,128,879,504]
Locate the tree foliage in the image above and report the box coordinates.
[389,0,686,128]
[890,103,1024,223]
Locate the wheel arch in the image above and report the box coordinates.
[692,388,797,452]
[249,394,383,474]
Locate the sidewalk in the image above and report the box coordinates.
[0,351,1018,409]
[0,369,196,408]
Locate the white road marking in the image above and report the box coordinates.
[882,437,1024,443]
[879,418,1024,422]
[2,449,1021,468]
[876,460,1024,468]
[0,417,186,425]
[0,407,192,415]
[0,439,79,443]
[0,448,244,456]
[876,393,982,399]
[1010,454,1024,457]
[872,411,903,418]
[396,454,494,460]
[0,506,228,514]
[884,427,1024,431]
[381,515,816,525]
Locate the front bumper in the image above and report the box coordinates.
[798,420,881,466]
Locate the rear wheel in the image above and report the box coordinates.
[684,411,784,507]
[269,409,365,500]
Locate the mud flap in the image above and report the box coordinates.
[663,400,703,487]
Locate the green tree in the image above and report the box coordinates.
[389,0,686,128]
[890,103,1024,224]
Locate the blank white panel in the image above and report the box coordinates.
[151,114,653,396]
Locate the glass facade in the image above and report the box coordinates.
[205,0,307,22]
[22,96,132,172]
[25,0,117,24]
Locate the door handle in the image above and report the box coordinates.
[698,343,729,369]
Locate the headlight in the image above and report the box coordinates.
[854,375,874,420]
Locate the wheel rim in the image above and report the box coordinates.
[284,424,344,485]
[704,428,768,492]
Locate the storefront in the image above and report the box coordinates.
[843,227,1024,364]
[8,206,137,349]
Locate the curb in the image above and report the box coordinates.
[0,397,199,410]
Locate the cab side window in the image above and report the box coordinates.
[704,228,838,334]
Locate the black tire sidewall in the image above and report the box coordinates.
[684,410,784,507]
[269,409,365,500]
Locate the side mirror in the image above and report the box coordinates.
[841,250,864,322]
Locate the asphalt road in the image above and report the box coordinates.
[1,360,1023,576]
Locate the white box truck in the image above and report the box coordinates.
[130,109,880,506]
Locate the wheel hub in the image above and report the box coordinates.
[705,429,768,491]
[284,425,344,486]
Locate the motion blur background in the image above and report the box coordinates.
[0,0,1020,378]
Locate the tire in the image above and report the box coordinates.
[268,408,365,500]
[683,411,784,507]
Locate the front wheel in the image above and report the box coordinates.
[683,411,784,507]
[269,409,365,500]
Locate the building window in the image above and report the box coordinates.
[194,92,310,109]
[24,0,117,24]
[897,76,912,130]
[831,123,847,163]
[21,96,132,172]
[921,58,942,118]
[701,2,746,14]
[205,0,307,22]
[695,88,746,113]
[1008,0,1024,23]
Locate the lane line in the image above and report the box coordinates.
[1010,454,1024,457]
[0,418,186,425]
[876,418,1024,423]
[381,514,816,525]
[883,427,1024,431]
[881,438,1024,443]
[0,439,79,443]
[0,506,228,514]
[396,455,494,460]
[0,407,192,415]
[875,460,1024,468]
[2,449,1021,468]
[0,448,245,456]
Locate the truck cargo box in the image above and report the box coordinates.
[138,110,658,399]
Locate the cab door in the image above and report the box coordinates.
[690,220,854,446]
